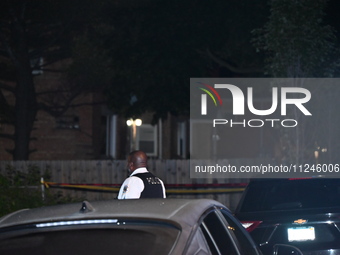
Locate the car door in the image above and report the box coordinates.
[184,206,261,255]
[217,209,262,255]
[199,209,240,255]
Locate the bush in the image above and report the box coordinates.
[0,164,78,217]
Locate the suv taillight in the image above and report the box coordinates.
[241,221,262,232]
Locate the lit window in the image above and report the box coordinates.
[136,124,157,156]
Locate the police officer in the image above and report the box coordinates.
[117,150,166,199]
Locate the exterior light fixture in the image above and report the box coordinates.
[135,119,142,126]
[126,118,143,151]
[126,119,142,126]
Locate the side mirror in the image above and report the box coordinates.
[273,244,303,255]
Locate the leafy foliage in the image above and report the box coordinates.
[70,0,268,122]
[251,0,340,165]
[253,0,339,77]
[0,165,77,217]
[0,0,102,159]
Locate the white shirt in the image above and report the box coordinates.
[117,168,166,199]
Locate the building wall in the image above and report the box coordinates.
[29,94,96,160]
[0,59,100,160]
[1,64,278,160]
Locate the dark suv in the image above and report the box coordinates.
[235,178,340,255]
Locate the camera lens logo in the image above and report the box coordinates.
[198,82,222,115]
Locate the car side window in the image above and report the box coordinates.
[200,211,239,255]
[219,209,259,255]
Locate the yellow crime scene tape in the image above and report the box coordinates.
[41,180,247,195]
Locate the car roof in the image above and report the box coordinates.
[0,198,227,230]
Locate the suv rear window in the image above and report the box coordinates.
[238,178,340,212]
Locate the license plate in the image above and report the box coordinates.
[287,226,315,242]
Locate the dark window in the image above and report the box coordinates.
[137,125,157,156]
[139,141,154,153]
[55,115,80,129]
[0,221,180,255]
[200,211,238,255]
[220,209,259,255]
[239,179,340,212]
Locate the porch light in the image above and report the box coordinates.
[126,118,142,151]
[126,119,142,126]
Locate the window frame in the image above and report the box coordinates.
[186,207,241,255]
[136,124,158,156]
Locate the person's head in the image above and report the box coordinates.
[127,150,148,174]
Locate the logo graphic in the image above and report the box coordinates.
[199,83,311,117]
[198,82,222,115]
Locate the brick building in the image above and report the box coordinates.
[1,63,279,161]
[0,61,190,160]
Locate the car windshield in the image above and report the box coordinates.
[239,178,340,212]
[0,219,180,255]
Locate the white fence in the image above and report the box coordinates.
[0,159,270,211]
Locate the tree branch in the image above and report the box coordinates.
[37,100,107,117]
[0,31,18,66]
[0,133,14,140]
[199,48,263,74]
[0,82,15,93]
